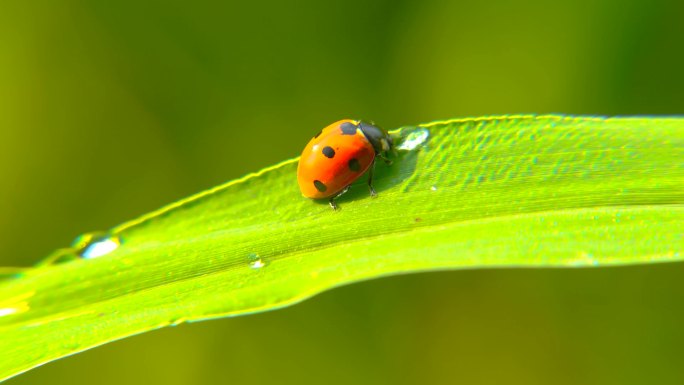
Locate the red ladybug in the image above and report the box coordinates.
[297,119,393,210]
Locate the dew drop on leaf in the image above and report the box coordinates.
[0,308,19,318]
[0,292,32,318]
[248,253,267,269]
[73,233,121,260]
[396,127,429,151]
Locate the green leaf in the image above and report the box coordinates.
[1,115,682,381]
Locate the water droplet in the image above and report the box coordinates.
[430,186,437,191]
[0,308,19,317]
[0,293,32,318]
[396,127,429,151]
[73,232,121,259]
[248,253,266,269]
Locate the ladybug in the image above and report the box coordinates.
[297,119,393,210]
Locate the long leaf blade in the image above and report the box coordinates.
[1,115,682,381]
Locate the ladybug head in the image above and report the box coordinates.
[357,121,393,155]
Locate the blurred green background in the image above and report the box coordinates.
[2,0,683,384]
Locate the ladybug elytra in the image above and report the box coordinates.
[297,119,393,210]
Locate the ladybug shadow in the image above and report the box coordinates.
[316,146,421,209]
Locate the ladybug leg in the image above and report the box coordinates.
[367,161,377,197]
[379,152,393,165]
[329,185,350,211]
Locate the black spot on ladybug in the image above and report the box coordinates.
[313,130,323,139]
[348,158,361,172]
[313,180,327,192]
[340,122,357,135]
[322,146,335,158]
